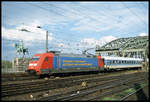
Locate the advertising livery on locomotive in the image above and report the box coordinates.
[27,51,143,75]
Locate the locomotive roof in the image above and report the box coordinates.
[47,50,96,58]
[101,56,143,61]
[54,53,95,58]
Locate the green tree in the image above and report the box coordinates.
[2,60,12,68]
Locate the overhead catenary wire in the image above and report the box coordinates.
[30,2,148,37]
[121,2,147,26]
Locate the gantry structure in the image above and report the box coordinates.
[96,36,149,61]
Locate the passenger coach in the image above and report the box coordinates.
[102,56,143,69]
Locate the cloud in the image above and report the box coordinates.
[80,35,117,48]
[70,2,148,33]
[2,23,53,46]
[81,38,98,46]
[139,32,148,36]
[57,43,67,48]
[99,35,117,46]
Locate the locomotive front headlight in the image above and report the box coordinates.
[33,63,37,66]
[29,64,33,66]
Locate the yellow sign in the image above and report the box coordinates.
[63,60,86,63]
[63,60,92,66]
[63,63,92,66]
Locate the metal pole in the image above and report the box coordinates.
[46,31,48,53]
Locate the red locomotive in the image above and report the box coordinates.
[27,51,104,75]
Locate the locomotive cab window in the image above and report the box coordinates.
[32,56,40,61]
[45,57,48,61]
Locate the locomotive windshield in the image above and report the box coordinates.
[32,56,40,61]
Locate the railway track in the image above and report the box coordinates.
[1,68,140,83]
[2,76,38,82]
[2,72,28,77]
[119,84,149,101]
[2,71,148,98]
[2,72,37,82]
[38,74,148,101]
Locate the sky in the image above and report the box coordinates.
[2,1,149,61]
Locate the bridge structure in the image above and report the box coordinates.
[96,36,149,61]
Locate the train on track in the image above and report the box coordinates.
[26,51,144,76]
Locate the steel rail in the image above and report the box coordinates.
[1,69,141,82]
[82,81,148,101]
[120,84,149,101]
[56,78,148,101]
[3,71,144,91]
[38,75,148,101]
[2,70,144,89]
[2,71,147,97]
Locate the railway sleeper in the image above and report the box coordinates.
[38,76,148,101]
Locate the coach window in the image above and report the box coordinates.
[109,60,111,64]
[45,57,48,61]
[128,61,129,64]
[111,60,112,64]
[111,60,113,64]
[109,60,111,65]
[106,60,108,65]
[119,60,121,64]
[112,60,114,64]
[107,60,109,65]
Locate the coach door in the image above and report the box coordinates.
[97,56,104,68]
[100,58,104,67]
